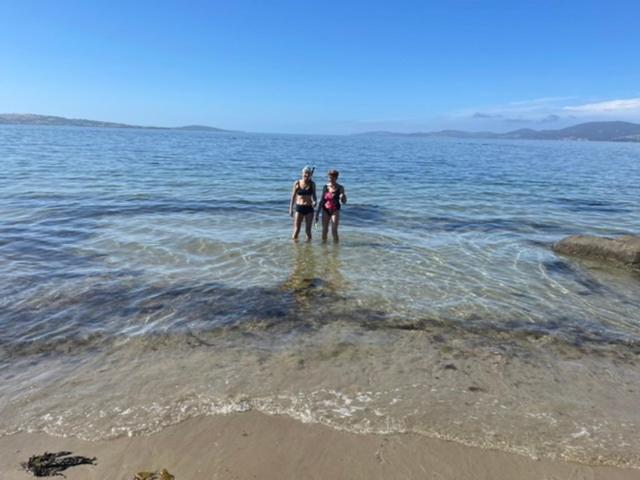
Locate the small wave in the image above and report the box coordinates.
[3,388,639,470]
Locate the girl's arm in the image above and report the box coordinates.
[315,184,325,220]
[340,184,347,204]
[312,180,317,207]
[289,181,298,217]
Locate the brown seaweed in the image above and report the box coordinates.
[134,468,175,480]
[22,451,96,477]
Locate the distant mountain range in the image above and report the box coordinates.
[0,113,234,132]
[355,121,640,142]
[2,114,640,142]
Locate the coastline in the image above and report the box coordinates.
[1,411,638,480]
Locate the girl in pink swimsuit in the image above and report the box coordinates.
[315,169,347,243]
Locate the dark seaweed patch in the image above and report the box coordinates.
[541,259,607,294]
[362,315,640,361]
[0,271,387,360]
[22,451,96,477]
[340,203,387,227]
[396,214,565,235]
[554,197,631,214]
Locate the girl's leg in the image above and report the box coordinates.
[331,212,340,242]
[304,212,313,241]
[292,212,303,240]
[321,210,331,242]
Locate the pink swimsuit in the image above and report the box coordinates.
[323,186,340,214]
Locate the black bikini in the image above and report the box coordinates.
[296,181,314,196]
[295,181,314,215]
[295,204,314,215]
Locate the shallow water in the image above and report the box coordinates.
[1,126,640,467]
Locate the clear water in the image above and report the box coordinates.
[1,125,640,467]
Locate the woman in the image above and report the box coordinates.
[289,165,317,241]
[316,169,347,243]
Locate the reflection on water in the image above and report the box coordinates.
[283,243,347,309]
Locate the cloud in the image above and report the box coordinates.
[538,114,560,124]
[450,96,640,132]
[564,98,640,113]
[461,97,575,123]
[504,117,532,124]
[507,96,577,107]
[472,112,501,119]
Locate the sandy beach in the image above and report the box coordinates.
[1,411,638,480]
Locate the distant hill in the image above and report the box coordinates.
[356,121,640,142]
[0,113,141,129]
[500,122,640,141]
[407,129,501,139]
[175,125,231,132]
[0,113,234,132]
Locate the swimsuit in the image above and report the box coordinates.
[295,181,314,215]
[322,185,342,214]
[296,181,314,197]
[295,204,314,215]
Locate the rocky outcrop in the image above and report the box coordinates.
[553,235,640,270]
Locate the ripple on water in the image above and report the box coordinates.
[1,127,640,468]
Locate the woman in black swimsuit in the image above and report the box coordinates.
[289,165,317,241]
[316,169,347,243]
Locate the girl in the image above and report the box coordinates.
[289,165,317,241]
[316,169,347,243]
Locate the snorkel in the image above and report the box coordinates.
[302,165,315,177]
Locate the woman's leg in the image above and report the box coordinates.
[330,211,340,242]
[304,212,313,241]
[292,211,304,240]
[321,210,331,242]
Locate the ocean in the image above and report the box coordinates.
[1,125,639,467]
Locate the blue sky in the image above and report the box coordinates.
[1,0,639,133]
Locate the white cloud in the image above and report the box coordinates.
[455,96,573,119]
[507,96,577,107]
[564,98,640,113]
[393,95,640,133]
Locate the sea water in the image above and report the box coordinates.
[1,125,639,466]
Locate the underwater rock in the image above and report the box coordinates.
[22,451,96,477]
[553,235,640,270]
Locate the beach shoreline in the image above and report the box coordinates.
[1,411,638,480]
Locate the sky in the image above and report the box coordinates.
[1,0,640,134]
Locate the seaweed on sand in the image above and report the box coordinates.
[134,469,175,480]
[22,451,96,477]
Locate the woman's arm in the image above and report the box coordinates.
[312,180,317,207]
[339,184,347,204]
[315,184,325,220]
[289,181,298,217]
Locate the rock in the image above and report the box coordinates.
[553,235,640,270]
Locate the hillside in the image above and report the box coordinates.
[357,121,640,142]
[0,113,233,132]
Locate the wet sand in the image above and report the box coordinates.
[1,411,638,480]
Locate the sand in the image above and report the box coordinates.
[1,411,638,480]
